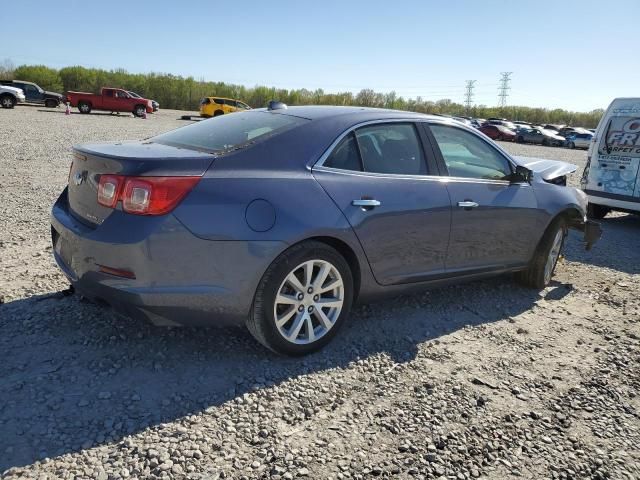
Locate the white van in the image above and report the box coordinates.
[581,98,640,218]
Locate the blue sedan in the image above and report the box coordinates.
[51,104,601,355]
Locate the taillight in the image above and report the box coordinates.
[98,174,123,208]
[97,175,200,216]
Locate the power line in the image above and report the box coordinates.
[498,72,512,108]
[464,80,476,113]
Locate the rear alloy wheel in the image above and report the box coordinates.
[44,99,58,108]
[516,217,567,289]
[134,105,146,117]
[587,203,610,220]
[0,94,16,109]
[78,102,91,114]
[248,241,353,355]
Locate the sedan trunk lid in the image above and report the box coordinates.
[68,141,215,227]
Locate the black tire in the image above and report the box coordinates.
[0,94,16,109]
[213,110,224,117]
[568,141,575,149]
[133,105,146,117]
[587,203,610,220]
[78,101,91,114]
[247,241,354,356]
[542,138,549,147]
[516,217,567,289]
[517,136,524,143]
[44,99,58,108]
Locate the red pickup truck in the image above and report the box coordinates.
[66,88,153,117]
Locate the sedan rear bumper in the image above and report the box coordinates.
[51,189,285,327]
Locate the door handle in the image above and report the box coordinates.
[352,199,381,209]
[457,201,479,209]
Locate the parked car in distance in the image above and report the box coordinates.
[50,105,601,355]
[565,132,593,149]
[486,119,516,131]
[581,97,640,219]
[452,117,473,127]
[0,84,25,108]
[558,126,590,138]
[0,79,64,107]
[478,124,516,141]
[200,97,251,117]
[543,124,564,132]
[470,118,486,128]
[128,91,159,112]
[66,88,153,117]
[516,128,565,146]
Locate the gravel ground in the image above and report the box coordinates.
[1,106,639,480]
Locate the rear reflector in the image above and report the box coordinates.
[97,175,200,216]
[97,264,136,279]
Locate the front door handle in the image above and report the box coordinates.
[352,199,381,210]
[457,200,479,209]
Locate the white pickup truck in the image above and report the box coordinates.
[0,85,26,109]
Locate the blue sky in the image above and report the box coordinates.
[3,0,638,111]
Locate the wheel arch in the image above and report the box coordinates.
[303,235,362,302]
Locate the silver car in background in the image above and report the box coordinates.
[565,132,593,149]
[516,128,565,147]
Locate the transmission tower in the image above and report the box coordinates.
[498,72,512,109]
[464,80,476,114]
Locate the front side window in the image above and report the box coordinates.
[152,111,308,153]
[214,98,224,105]
[355,123,426,175]
[429,124,512,180]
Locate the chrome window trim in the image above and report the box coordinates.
[313,164,520,186]
[312,117,525,186]
[313,116,518,169]
[312,118,428,170]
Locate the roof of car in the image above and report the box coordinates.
[258,105,436,121]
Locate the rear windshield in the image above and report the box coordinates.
[152,111,308,153]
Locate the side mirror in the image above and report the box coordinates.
[512,165,533,183]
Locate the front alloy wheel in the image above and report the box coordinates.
[247,241,353,355]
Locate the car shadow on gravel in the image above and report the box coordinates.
[0,277,545,471]
[563,214,640,275]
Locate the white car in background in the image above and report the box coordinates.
[582,97,640,218]
[0,85,25,109]
[565,132,593,149]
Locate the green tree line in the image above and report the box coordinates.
[1,63,604,127]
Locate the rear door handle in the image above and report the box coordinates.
[352,199,381,209]
[457,201,479,209]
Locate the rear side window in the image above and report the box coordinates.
[152,111,308,153]
[429,124,512,180]
[224,99,236,106]
[324,133,362,171]
[355,123,426,175]
[200,98,211,105]
[105,90,114,97]
[214,98,224,105]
